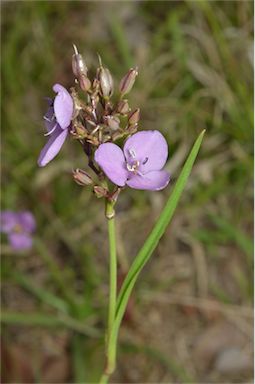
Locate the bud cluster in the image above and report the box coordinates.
[69,45,140,198]
[70,45,139,147]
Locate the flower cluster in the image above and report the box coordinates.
[0,211,36,250]
[38,46,170,196]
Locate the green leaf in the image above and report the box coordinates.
[108,130,205,365]
[1,310,101,338]
[13,272,69,313]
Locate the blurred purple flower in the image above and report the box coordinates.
[95,130,170,191]
[0,211,36,251]
[38,84,74,167]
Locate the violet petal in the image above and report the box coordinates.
[8,233,33,250]
[95,143,128,187]
[126,170,170,191]
[44,106,55,132]
[0,211,18,233]
[53,84,73,129]
[38,126,68,167]
[124,130,168,173]
[18,212,36,233]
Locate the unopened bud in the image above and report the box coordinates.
[72,44,88,78]
[99,67,114,98]
[72,123,87,138]
[116,99,130,115]
[119,67,138,96]
[92,78,100,91]
[73,169,93,186]
[94,185,108,198]
[110,188,121,203]
[128,108,140,125]
[105,115,120,131]
[128,124,138,134]
[79,75,91,92]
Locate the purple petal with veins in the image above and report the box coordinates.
[38,84,73,167]
[95,143,128,186]
[44,106,56,133]
[124,130,168,173]
[38,126,68,167]
[126,170,170,191]
[53,84,73,129]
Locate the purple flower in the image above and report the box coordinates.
[95,130,170,191]
[38,84,74,167]
[0,211,36,251]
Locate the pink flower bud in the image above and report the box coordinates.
[116,99,130,115]
[104,115,120,131]
[94,185,109,198]
[99,67,114,98]
[128,124,138,134]
[79,75,91,92]
[128,108,140,125]
[73,169,93,186]
[72,44,88,78]
[119,67,138,96]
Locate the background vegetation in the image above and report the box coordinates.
[1,1,253,383]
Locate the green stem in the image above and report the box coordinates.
[99,373,109,384]
[102,199,117,380]
[107,211,117,338]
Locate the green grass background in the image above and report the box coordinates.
[1,1,253,383]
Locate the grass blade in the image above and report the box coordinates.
[1,311,101,338]
[13,272,69,313]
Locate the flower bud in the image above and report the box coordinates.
[94,185,108,198]
[116,99,130,115]
[73,169,93,186]
[92,78,100,91]
[112,131,124,141]
[109,187,121,203]
[119,67,138,96]
[128,108,140,126]
[104,115,120,131]
[79,75,91,92]
[99,67,114,98]
[71,122,87,139]
[72,44,88,78]
[128,124,138,134]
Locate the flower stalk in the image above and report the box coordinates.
[103,199,117,379]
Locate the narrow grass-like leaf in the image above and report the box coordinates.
[108,130,205,364]
[13,272,69,313]
[1,311,101,337]
[110,18,133,68]
[72,334,87,383]
[208,213,254,264]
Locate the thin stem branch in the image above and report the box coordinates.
[107,212,117,337]
[98,199,118,383]
[99,373,109,384]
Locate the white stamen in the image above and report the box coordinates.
[44,123,58,136]
[43,113,55,122]
[43,116,52,123]
[126,160,140,173]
